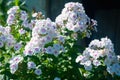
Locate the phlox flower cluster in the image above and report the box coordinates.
[55,2,97,37]
[24,18,65,57]
[27,61,42,75]
[7,6,19,26]
[9,55,23,74]
[0,25,22,51]
[76,37,120,76]
[9,56,42,75]
[7,6,34,30]
[0,25,15,48]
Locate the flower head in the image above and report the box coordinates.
[7,6,19,14]
[27,61,36,69]
[56,2,96,38]
[34,69,42,75]
[9,55,23,74]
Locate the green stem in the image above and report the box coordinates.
[15,0,19,6]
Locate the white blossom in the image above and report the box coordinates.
[7,14,15,25]
[27,61,36,69]
[20,10,28,21]
[19,28,26,35]
[32,13,37,17]
[93,59,101,66]
[34,69,42,75]
[14,43,22,51]
[75,55,84,63]
[9,55,23,64]
[10,63,18,74]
